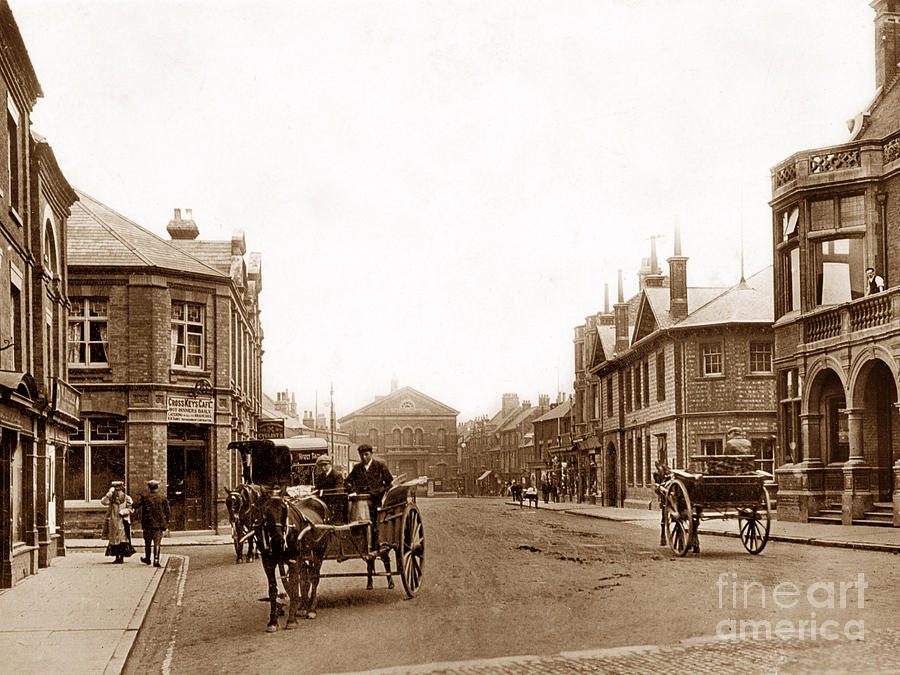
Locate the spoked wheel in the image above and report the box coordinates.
[738,486,772,554]
[665,480,694,557]
[397,503,424,597]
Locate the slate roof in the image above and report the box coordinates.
[68,190,226,278]
[533,400,572,423]
[169,240,234,275]
[676,266,773,328]
[642,286,728,331]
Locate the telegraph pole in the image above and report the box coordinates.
[329,381,336,463]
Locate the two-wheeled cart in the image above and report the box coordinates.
[655,455,774,556]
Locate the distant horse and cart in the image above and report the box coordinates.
[226,437,425,632]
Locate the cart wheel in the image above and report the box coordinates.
[397,503,424,598]
[664,480,693,557]
[738,486,772,554]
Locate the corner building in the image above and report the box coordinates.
[66,197,262,534]
[769,1,900,526]
[0,2,80,588]
[586,232,776,508]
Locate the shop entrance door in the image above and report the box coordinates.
[167,426,209,531]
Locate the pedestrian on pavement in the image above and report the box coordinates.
[134,479,170,567]
[101,480,135,564]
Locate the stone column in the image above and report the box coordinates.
[843,408,874,524]
[892,403,900,526]
[790,412,825,520]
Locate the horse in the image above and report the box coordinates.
[224,485,259,563]
[245,486,329,632]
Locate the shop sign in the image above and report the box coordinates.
[167,396,214,423]
[52,379,80,419]
[257,419,285,439]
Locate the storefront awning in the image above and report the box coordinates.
[477,470,492,481]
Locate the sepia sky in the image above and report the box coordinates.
[10,0,875,421]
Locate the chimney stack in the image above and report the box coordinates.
[614,269,630,354]
[874,1,900,91]
[668,224,689,321]
[167,207,199,240]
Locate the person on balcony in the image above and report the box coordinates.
[865,267,885,295]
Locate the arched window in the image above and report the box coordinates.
[402,427,413,446]
[414,428,423,445]
[368,428,378,446]
[392,428,401,446]
[437,428,446,448]
[43,219,59,276]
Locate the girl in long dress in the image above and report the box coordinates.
[101,481,135,563]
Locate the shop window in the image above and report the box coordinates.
[780,368,802,463]
[701,342,723,376]
[68,298,108,367]
[701,438,724,456]
[814,237,865,305]
[635,435,643,486]
[66,417,126,503]
[172,301,204,369]
[749,342,773,374]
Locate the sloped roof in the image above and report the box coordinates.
[338,385,459,420]
[533,400,572,423]
[676,266,773,328]
[497,404,544,433]
[169,240,234,275]
[68,190,226,278]
[641,286,728,332]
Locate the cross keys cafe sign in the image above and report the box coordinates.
[167,395,214,423]
[257,419,285,439]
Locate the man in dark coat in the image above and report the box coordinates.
[346,444,393,507]
[314,454,344,492]
[134,479,170,567]
[346,444,394,589]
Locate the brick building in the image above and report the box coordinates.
[338,384,458,492]
[585,230,776,508]
[65,198,262,534]
[0,2,80,588]
[531,398,573,496]
[768,0,900,525]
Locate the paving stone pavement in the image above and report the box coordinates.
[339,629,900,675]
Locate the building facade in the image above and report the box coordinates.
[587,232,777,509]
[65,199,262,534]
[531,398,573,497]
[0,2,80,588]
[769,0,900,525]
[338,385,458,492]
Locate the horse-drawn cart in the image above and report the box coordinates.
[654,455,774,557]
[227,438,425,630]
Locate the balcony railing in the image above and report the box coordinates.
[803,289,897,344]
[771,135,890,196]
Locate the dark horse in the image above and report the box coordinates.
[246,486,329,632]
[224,485,259,563]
